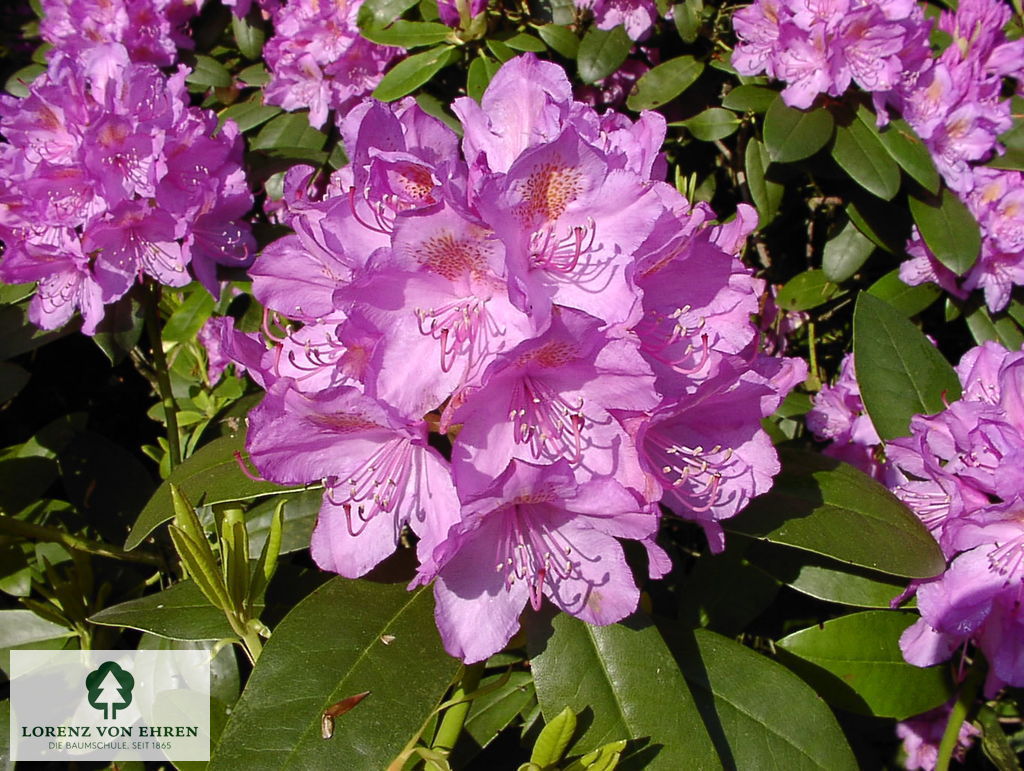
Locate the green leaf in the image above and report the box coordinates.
[722,85,775,113]
[986,147,1024,171]
[209,580,458,769]
[866,270,940,317]
[537,24,579,59]
[219,95,282,134]
[360,20,452,48]
[0,303,70,360]
[678,547,780,636]
[467,56,500,102]
[847,194,908,254]
[831,110,901,200]
[251,113,328,153]
[4,64,45,98]
[486,39,516,63]
[92,294,144,365]
[763,96,835,163]
[162,288,216,344]
[170,525,231,612]
[744,138,783,226]
[876,117,941,194]
[529,612,719,766]
[357,0,422,27]
[775,270,840,312]
[673,0,702,42]
[0,282,34,306]
[460,672,536,757]
[219,508,251,612]
[777,611,952,719]
[89,580,261,641]
[726,449,946,578]
[564,740,627,771]
[680,108,739,142]
[625,55,704,111]
[248,499,283,608]
[977,705,1024,771]
[908,187,981,276]
[232,7,267,59]
[126,432,292,550]
[532,706,577,767]
[504,32,547,52]
[822,219,875,282]
[964,301,1024,349]
[0,609,73,649]
[237,63,270,87]
[373,45,458,101]
[853,291,962,439]
[676,629,859,771]
[577,25,632,85]
[0,362,29,404]
[185,54,233,89]
[746,542,914,609]
[0,701,12,771]
[246,487,320,558]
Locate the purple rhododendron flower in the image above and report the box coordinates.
[889,342,1024,694]
[575,0,659,41]
[0,44,254,333]
[232,55,803,661]
[896,701,980,771]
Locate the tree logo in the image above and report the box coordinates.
[85,661,135,719]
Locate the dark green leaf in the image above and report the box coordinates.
[0,362,29,404]
[867,270,940,317]
[372,45,458,101]
[965,301,1024,349]
[986,147,1024,171]
[486,39,516,63]
[775,270,839,312]
[504,32,547,52]
[679,547,779,636]
[537,24,579,59]
[680,108,739,141]
[467,56,499,102]
[219,96,282,134]
[460,672,536,757]
[676,629,859,771]
[246,487,320,558]
[977,705,1024,771]
[126,432,293,550]
[92,294,144,365]
[626,55,704,111]
[4,64,45,97]
[721,85,775,113]
[232,7,267,60]
[89,580,257,641]
[853,292,962,439]
[777,611,952,719]
[185,54,233,89]
[0,282,34,305]
[251,113,328,153]
[360,20,452,48]
[673,0,702,42]
[846,194,908,254]
[357,0,422,27]
[237,63,270,87]
[577,26,632,85]
[831,113,901,200]
[744,138,783,226]
[0,701,11,771]
[763,96,834,163]
[726,449,946,578]
[209,580,458,769]
[746,542,914,609]
[822,219,875,283]
[162,288,215,345]
[0,303,73,360]
[529,612,719,766]
[876,117,940,194]
[909,187,981,276]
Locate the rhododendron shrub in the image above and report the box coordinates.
[2,0,1024,766]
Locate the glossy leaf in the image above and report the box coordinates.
[577,25,632,85]
[680,108,739,141]
[745,138,783,226]
[831,113,901,200]
[726,449,945,578]
[536,24,579,59]
[529,611,719,766]
[626,55,704,111]
[89,580,257,641]
[722,84,775,113]
[876,117,941,194]
[209,580,458,769]
[866,270,940,317]
[763,97,834,163]
[219,96,282,134]
[775,270,839,312]
[532,706,576,767]
[372,45,458,101]
[359,20,452,48]
[909,188,981,276]
[822,219,875,282]
[676,629,859,771]
[777,611,952,719]
[357,0,421,27]
[251,113,328,153]
[853,292,962,439]
[125,432,293,550]
[964,301,1024,350]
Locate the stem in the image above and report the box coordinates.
[143,284,182,469]
[432,661,485,754]
[935,664,983,771]
[0,515,164,567]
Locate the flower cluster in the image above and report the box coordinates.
[262,0,401,129]
[575,0,659,41]
[0,44,254,334]
[896,701,979,771]
[889,342,1024,695]
[731,0,931,110]
[40,0,200,66]
[225,54,804,662]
